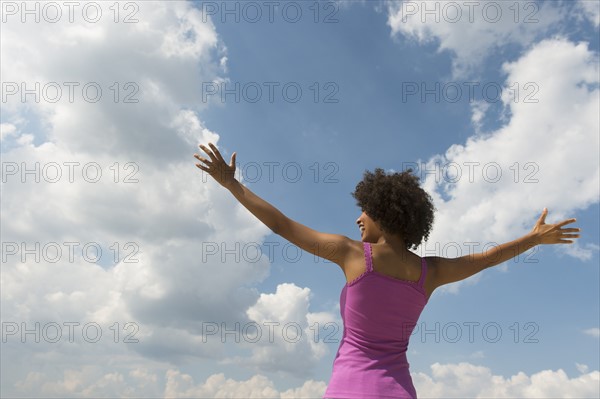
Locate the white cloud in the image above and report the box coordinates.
[14,367,143,398]
[577,0,600,27]
[0,1,281,396]
[413,362,600,398]
[583,327,600,338]
[385,6,599,293]
[562,242,600,261]
[164,371,280,398]
[279,379,330,398]
[577,363,590,374]
[164,370,329,398]
[412,37,599,293]
[0,123,17,141]
[10,362,600,398]
[1,0,223,161]
[469,100,491,135]
[171,109,220,148]
[217,283,338,378]
[387,0,566,78]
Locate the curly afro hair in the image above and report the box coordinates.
[351,168,435,250]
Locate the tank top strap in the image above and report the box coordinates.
[418,257,427,288]
[363,242,373,273]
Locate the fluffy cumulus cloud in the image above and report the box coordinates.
[577,0,600,28]
[413,36,599,292]
[386,3,599,264]
[413,362,600,398]
[386,3,599,277]
[1,1,224,160]
[0,1,310,396]
[0,123,18,141]
[219,283,337,377]
[387,0,566,77]
[164,370,327,398]
[1,1,337,395]
[44,362,592,398]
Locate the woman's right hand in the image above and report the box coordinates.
[194,142,237,189]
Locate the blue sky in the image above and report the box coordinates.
[1,0,599,397]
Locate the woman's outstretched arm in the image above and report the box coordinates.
[428,208,581,289]
[194,143,354,266]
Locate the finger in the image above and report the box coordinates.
[556,218,577,228]
[556,239,574,244]
[561,227,581,233]
[230,152,237,168]
[198,144,211,156]
[195,157,212,167]
[560,233,580,238]
[195,163,210,172]
[199,144,218,163]
[209,143,226,164]
[537,208,548,225]
[194,154,210,163]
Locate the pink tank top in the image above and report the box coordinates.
[323,242,428,399]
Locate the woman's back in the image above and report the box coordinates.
[323,242,428,399]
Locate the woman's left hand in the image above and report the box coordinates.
[529,208,581,245]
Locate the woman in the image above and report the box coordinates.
[194,142,580,399]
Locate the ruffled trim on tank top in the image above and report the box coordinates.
[345,269,370,287]
[346,243,375,286]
